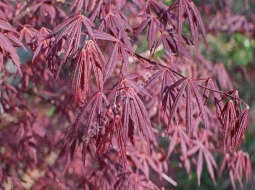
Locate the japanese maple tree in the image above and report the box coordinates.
[0,0,253,189]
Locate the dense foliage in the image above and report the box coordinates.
[0,0,254,189]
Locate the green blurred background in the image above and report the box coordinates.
[167,0,255,189]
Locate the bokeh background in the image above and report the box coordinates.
[167,0,255,189]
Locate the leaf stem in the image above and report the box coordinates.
[134,53,185,78]
[197,84,247,105]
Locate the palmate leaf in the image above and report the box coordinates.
[81,92,109,139]
[134,14,161,52]
[18,24,38,44]
[167,77,188,123]
[0,34,20,72]
[201,78,225,135]
[135,0,178,55]
[220,100,236,153]
[96,114,126,162]
[142,0,168,14]
[131,91,156,144]
[0,18,18,33]
[220,151,252,190]
[45,14,94,78]
[235,151,252,188]
[104,42,119,80]
[167,124,189,162]
[144,65,179,117]
[0,19,22,76]
[187,131,217,186]
[168,118,197,176]
[68,0,97,14]
[213,63,233,90]
[168,0,207,49]
[93,29,119,42]
[98,4,132,42]
[152,29,192,58]
[163,78,209,134]
[232,106,249,149]
[140,0,176,32]
[70,39,104,103]
[89,148,124,190]
[119,77,157,151]
[13,0,67,24]
[189,79,209,129]
[0,1,10,20]
[31,27,51,61]
[115,172,159,190]
[123,91,156,149]
[216,90,249,152]
[202,78,222,107]
[61,91,109,161]
[93,30,134,81]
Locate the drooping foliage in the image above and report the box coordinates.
[0,0,254,189]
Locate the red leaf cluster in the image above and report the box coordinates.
[0,0,253,189]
